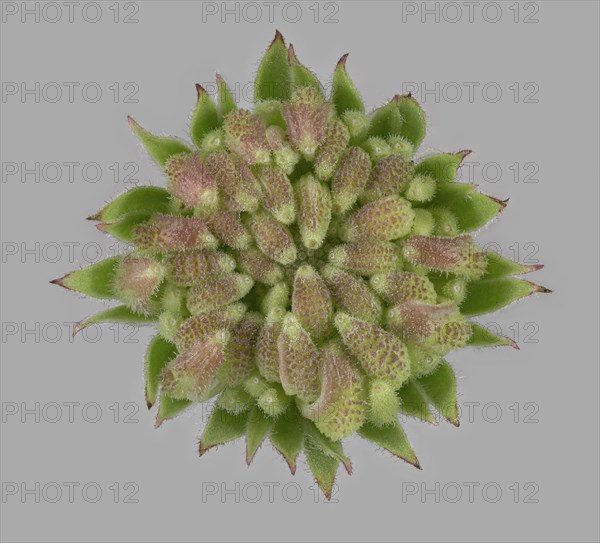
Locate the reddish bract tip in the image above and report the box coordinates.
[126,115,138,128]
[455,149,473,162]
[50,275,69,290]
[195,83,207,98]
[272,29,285,45]
[531,282,552,293]
[96,223,110,233]
[287,43,297,64]
[336,53,350,68]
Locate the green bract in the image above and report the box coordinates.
[53,32,549,499]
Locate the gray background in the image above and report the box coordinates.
[1,1,598,542]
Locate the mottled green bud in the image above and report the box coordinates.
[330,146,372,215]
[256,165,296,224]
[403,235,487,279]
[133,214,217,253]
[321,265,382,324]
[223,109,271,164]
[206,151,262,212]
[221,313,263,386]
[362,154,415,203]
[161,331,228,402]
[292,265,333,342]
[187,273,254,315]
[113,255,165,315]
[236,248,284,285]
[246,210,297,265]
[166,250,235,286]
[340,195,415,242]
[282,87,332,160]
[370,271,437,304]
[314,118,351,180]
[206,210,252,250]
[295,174,332,250]
[165,152,218,209]
[277,313,320,402]
[334,312,410,388]
[329,242,401,275]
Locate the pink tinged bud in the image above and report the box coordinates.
[255,309,285,383]
[282,87,332,160]
[206,210,252,250]
[295,174,332,249]
[314,118,351,181]
[113,255,165,315]
[321,265,382,324]
[334,313,411,389]
[165,152,218,209]
[370,271,437,304]
[277,313,321,402]
[133,214,217,253]
[166,250,236,286]
[387,301,471,351]
[340,195,415,242]
[292,265,333,342]
[265,126,300,175]
[222,109,271,164]
[328,242,401,276]
[187,274,254,315]
[236,248,284,285]
[362,155,415,203]
[206,151,262,212]
[161,331,229,402]
[256,165,296,224]
[221,313,263,386]
[174,303,246,352]
[247,210,297,265]
[301,343,366,441]
[403,235,487,279]
[330,146,372,215]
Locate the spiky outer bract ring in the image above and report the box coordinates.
[53,31,549,500]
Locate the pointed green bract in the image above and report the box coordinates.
[97,210,152,242]
[89,186,171,222]
[288,44,323,95]
[216,73,237,117]
[270,409,304,474]
[255,30,291,102]
[468,323,517,348]
[332,54,364,115]
[305,440,340,500]
[52,256,119,299]
[415,151,470,183]
[484,252,541,278]
[461,277,547,317]
[145,335,177,408]
[128,116,192,166]
[416,361,459,426]
[155,394,191,427]
[368,98,404,139]
[73,305,155,337]
[396,94,426,149]
[359,421,420,468]
[397,381,437,424]
[304,421,352,473]
[191,85,220,148]
[246,407,272,465]
[199,407,247,455]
